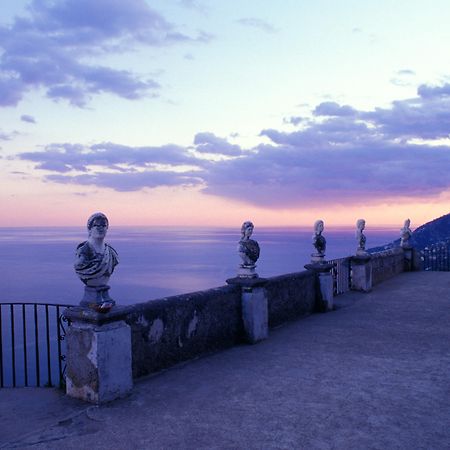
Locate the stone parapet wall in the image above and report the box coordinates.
[124,285,243,379]
[266,271,316,328]
[67,252,407,383]
[370,247,405,285]
[124,271,317,379]
[64,249,414,403]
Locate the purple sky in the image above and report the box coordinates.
[1,0,449,226]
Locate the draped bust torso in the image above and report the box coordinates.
[239,238,260,266]
[74,241,119,286]
[313,234,326,255]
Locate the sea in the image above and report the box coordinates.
[0,226,399,306]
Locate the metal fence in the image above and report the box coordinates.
[328,256,352,295]
[0,303,72,388]
[420,241,450,271]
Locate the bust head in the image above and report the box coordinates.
[314,219,324,235]
[403,218,411,228]
[356,219,365,231]
[241,221,254,239]
[87,212,109,239]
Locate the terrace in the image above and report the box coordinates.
[0,268,448,449]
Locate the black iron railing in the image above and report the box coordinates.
[328,256,352,295]
[0,303,73,388]
[420,241,450,271]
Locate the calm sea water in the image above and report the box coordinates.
[0,226,399,306]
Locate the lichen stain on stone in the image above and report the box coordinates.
[187,310,199,339]
[136,314,149,328]
[148,318,164,342]
[67,328,98,390]
[87,332,97,366]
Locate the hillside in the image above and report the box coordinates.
[369,212,450,253]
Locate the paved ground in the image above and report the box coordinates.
[1,271,449,450]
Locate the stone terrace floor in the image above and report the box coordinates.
[1,271,449,449]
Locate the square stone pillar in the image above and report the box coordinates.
[402,246,418,271]
[305,262,334,312]
[64,306,133,404]
[226,277,268,344]
[351,255,372,292]
[403,247,412,271]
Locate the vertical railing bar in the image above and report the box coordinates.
[335,263,338,293]
[0,302,73,389]
[45,305,52,387]
[338,263,341,293]
[333,260,337,294]
[343,259,346,293]
[56,306,63,387]
[348,258,351,291]
[348,257,351,290]
[328,257,353,296]
[10,304,16,387]
[338,259,342,293]
[337,260,341,294]
[0,305,3,388]
[22,304,28,387]
[34,304,40,387]
[445,244,450,271]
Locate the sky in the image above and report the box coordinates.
[1,0,450,228]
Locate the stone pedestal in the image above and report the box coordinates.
[402,246,413,271]
[412,248,421,271]
[227,277,268,344]
[237,264,258,279]
[310,253,325,264]
[351,255,372,292]
[64,306,133,404]
[80,285,115,307]
[305,263,334,312]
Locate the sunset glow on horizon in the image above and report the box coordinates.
[1,1,449,228]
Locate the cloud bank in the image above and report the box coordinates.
[20,114,36,123]
[236,17,277,34]
[0,0,208,107]
[16,84,450,207]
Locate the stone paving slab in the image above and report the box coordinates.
[1,272,449,449]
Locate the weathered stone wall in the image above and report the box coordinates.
[66,251,409,386]
[122,250,406,379]
[125,271,317,379]
[371,248,405,285]
[266,271,316,328]
[125,285,243,378]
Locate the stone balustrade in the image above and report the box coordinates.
[65,219,417,404]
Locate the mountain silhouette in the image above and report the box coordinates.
[368,212,450,253]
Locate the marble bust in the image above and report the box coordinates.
[311,219,326,263]
[356,218,367,255]
[400,219,412,248]
[74,212,119,310]
[238,221,260,278]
